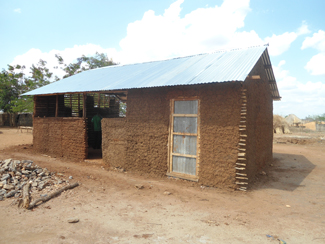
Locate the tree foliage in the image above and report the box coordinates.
[0,53,116,113]
[56,52,116,78]
[0,65,25,113]
[10,60,53,113]
[305,113,325,122]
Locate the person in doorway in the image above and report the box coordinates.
[91,113,102,149]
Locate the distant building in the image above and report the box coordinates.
[285,114,301,126]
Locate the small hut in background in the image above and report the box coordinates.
[273,115,290,134]
[285,114,302,126]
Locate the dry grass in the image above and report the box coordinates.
[273,114,290,134]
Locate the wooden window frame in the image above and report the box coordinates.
[167,98,200,181]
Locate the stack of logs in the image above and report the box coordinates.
[236,88,249,191]
[0,158,78,209]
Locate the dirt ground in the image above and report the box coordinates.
[0,127,324,244]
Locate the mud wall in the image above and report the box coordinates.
[102,118,127,168]
[198,83,242,188]
[245,58,273,182]
[102,82,242,188]
[33,117,87,161]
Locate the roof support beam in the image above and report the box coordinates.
[247,75,260,79]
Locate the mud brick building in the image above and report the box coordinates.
[24,46,280,190]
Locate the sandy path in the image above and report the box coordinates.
[0,127,33,149]
[0,128,324,243]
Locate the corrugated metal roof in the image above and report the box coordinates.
[23,46,280,99]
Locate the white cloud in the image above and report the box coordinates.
[273,61,325,118]
[118,1,312,62]
[10,0,314,83]
[297,22,311,35]
[304,53,325,75]
[264,23,310,56]
[301,30,325,76]
[265,32,298,56]
[118,0,253,64]
[301,30,325,51]
[12,0,258,74]
[11,44,118,80]
[14,8,21,13]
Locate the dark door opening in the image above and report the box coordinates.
[85,93,123,159]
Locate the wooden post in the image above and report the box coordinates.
[78,94,80,114]
[55,95,58,117]
[33,96,37,118]
[83,93,86,118]
[97,93,101,108]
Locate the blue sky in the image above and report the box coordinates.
[1,0,324,118]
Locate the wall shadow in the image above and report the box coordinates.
[253,152,316,191]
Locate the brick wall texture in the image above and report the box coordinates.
[32,59,273,188]
[33,117,87,161]
[103,81,252,188]
[244,58,274,182]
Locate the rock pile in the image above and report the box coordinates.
[0,158,72,201]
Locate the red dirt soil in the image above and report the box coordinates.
[0,127,324,243]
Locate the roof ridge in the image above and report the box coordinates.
[98,45,267,70]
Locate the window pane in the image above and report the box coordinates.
[174,100,198,114]
[173,117,197,133]
[172,156,196,175]
[173,135,197,155]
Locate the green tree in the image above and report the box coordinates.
[0,65,25,112]
[56,52,117,78]
[12,59,53,113]
[305,113,325,122]
[0,60,53,113]
[1,52,117,113]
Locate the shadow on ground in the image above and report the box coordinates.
[254,152,315,191]
[87,148,102,159]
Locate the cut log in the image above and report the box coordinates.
[28,182,79,209]
[237,158,246,161]
[238,187,247,191]
[236,163,246,166]
[236,182,248,185]
[235,167,245,170]
[236,177,248,180]
[18,183,30,209]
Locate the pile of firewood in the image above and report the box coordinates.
[0,159,78,209]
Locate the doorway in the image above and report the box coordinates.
[168,99,199,181]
